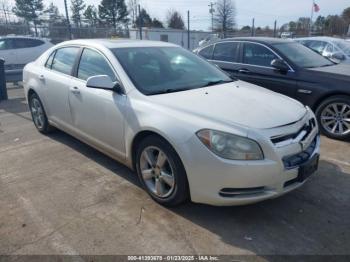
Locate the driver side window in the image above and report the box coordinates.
[243,43,277,67]
[77,48,116,81]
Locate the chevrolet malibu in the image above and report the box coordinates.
[23,39,320,206]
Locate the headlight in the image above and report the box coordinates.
[196,129,264,160]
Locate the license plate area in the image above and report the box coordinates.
[298,154,319,182]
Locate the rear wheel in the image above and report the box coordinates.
[29,93,55,134]
[135,135,189,206]
[315,95,350,140]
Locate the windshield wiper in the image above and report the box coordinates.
[201,79,233,88]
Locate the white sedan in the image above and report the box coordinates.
[23,39,320,206]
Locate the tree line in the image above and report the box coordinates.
[280,7,350,36]
[10,0,191,36]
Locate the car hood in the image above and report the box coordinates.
[149,81,306,129]
[307,63,350,80]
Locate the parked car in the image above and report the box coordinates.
[295,37,350,64]
[0,36,53,82]
[280,32,294,39]
[23,39,319,206]
[198,34,220,47]
[194,37,350,140]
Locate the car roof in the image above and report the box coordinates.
[201,37,294,48]
[296,36,344,42]
[0,35,49,40]
[57,39,178,49]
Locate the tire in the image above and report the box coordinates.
[135,135,190,206]
[315,95,350,140]
[29,93,55,134]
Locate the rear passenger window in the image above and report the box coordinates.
[198,45,214,59]
[51,47,79,75]
[45,51,56,69]
[13,38,44,49]
[213,42,239,62]
[77,48,115,81]
[243,43,277,67]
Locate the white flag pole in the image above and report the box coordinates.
[309,0,315,36]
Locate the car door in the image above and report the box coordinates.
[43,46,80,127]
[237,42,297,99]
[209,42,241,79]
[68,48,126,158]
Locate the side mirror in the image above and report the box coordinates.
[271,59,290,72]
[86,75,122,93]
[330,52,346,61]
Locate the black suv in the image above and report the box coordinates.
[194,37,350,140]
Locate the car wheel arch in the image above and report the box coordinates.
[130,130,186,173]
[312,92,350,111]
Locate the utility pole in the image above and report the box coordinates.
[187,10,190,49]
[273,20,277,37]
[64,0,72,39]
[208,2,215,33]
[138,4,142,40]
[251,18,255,36]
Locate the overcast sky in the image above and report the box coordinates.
[8,0,350,30]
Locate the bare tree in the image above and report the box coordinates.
[214,0,236,37]
[128,0,138,28]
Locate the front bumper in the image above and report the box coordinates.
[179,114,320,206]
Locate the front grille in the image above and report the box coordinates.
[271,118,316,145]
[282,137,317,169]
[219,187,266,198]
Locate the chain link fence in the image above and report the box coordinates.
[0,23,130,43]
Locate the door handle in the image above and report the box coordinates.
[238,69,250,74]
[39,75,45,81]
[70,86,80,95]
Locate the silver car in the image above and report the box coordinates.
[23,39,320,206]
[0,36,53,82]
[296,37,350,64]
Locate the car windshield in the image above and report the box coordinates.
[273,42,334,68]
[112,46,233,95]
[333,40,350,56]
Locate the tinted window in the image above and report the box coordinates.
[77,49,115,81]
[0,39,13,50]
[199,45,214,59]
[273,42,334,68]
[0,39,7,50]
[212,42,239,62]
[113,47,232,95]
[243,43,277,67]
[52,47,79,75]
[45,51,56,69]
[12,38,44,49]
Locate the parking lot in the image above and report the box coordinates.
[1,86,349,256]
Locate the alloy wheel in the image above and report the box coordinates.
[139,146,175,198]
[320,102,350,136]
[30,97,45,129]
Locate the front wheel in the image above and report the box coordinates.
[135,135,189,206]
[315,95,350,140]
